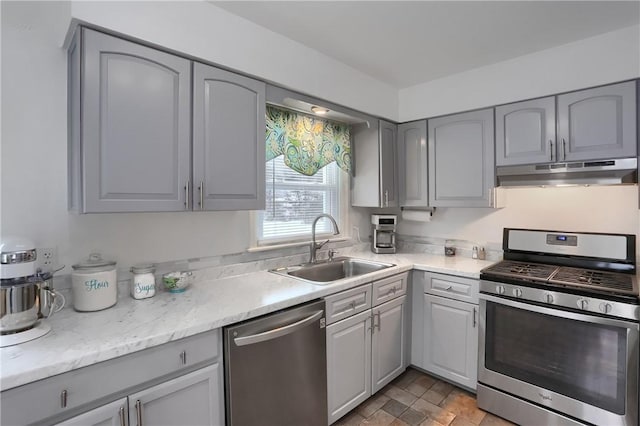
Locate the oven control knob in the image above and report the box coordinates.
[599,303,613,314]
[544,293,554,304]
[577,299,589,310]
[513,288,523,298]
[496,285,505,295]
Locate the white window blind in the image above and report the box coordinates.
[257,156,343,244]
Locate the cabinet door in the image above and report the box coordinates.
[371,295,407,393]
[379,120,398,208]
[326,310,372,424]
[193,63,266,211]
[496,97,556,166]
[423,294,478,390]
[56,398,127,426]
[81,29,191,212]
[398,120,428,207]
[558,81,637,162]
[428,109,495,207]
[128,364,223,426]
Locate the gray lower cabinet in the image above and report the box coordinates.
[57,365,221,426]
[57,397,128,426]
[1,330,224,425]
[326,309,372,424]
[351,120,398,208]
[398,120,429,207]
[495,97,556,166]
[423,294,478,391]
[428,109,496,207]
[69,27,265,213]
[193,63,266,211]
[417,272,479,391]
[558,80,637,162]
[326,274,408,425]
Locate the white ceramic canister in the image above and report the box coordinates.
[71,253,117,312]
[130,264,156,299]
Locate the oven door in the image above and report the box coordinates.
[479,293,639,426]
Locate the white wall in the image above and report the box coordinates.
[398,186,640,252]
[399,25,640,121]
[69,1,398,121]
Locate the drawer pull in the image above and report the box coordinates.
[135,400,143,426]
[60,389,68,408]
[386,287,397,296]
[180,350,187,365]
[445,286,453,291]
[119,406,126,426]
[349,301,356,310]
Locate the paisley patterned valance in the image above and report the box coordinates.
[266,105,351,176]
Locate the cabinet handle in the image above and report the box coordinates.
[562,138,566,160]
[184,180,190,209]
[350,301,356,310]
[386,287,397,296]
[135,400,143,426]
[384,190,389,207]
[445,286,453,291]
[549,140,554,161]
[473,307,477,328]
[367,315,373,334]
[374,311,381,331]
[199,180,204,210]
[180,350,187,365]
[119,406,126,426]
[60,389,68,408]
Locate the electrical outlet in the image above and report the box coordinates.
[35,247,58,272]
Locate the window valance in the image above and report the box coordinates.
[266,105,351,176]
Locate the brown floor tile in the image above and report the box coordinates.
[439,391,486,425]
[412,375,437,390]
[399,408,428,426]
[393,368,422,388]
[410,398,457,425]
[450,417,477,426]
[478,413,516,426]
[384,385,419,407]
[361,409,397,426]
[357,394,391,418]
[430,380,455,398]
[390,419,411,426]
[382,399,409,417]
[419,420,448,426]
[334,411,365,426]
[422,389,447,405]
[405,379,431,397]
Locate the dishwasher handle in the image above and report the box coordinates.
[233,310,323,347]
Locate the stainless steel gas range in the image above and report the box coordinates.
[477,228,639,426]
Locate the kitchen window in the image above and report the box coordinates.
[255,156,348,246]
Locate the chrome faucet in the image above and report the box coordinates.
[309,214,340,263]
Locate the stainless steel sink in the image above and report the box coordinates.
[270,257,395,285]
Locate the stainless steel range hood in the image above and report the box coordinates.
[497,158,638,187]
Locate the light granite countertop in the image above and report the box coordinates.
[0,251,495,391]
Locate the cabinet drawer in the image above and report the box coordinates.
[1,329,220,425]
[325,284,372,325]
[372,273,408,306]
[424,272,479,304]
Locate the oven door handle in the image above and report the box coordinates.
[479,293,640,329]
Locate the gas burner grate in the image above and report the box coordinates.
[482,260,557,281]
[550,267,635,293]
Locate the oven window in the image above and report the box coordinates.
[485,302,627,414]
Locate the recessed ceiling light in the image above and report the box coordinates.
[311,106,329,115]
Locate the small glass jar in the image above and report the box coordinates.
[130,264,156,300]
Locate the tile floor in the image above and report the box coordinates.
[334,368,516,426]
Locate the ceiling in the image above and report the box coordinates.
[212,1,639,89]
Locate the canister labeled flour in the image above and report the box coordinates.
[71,253,117,312]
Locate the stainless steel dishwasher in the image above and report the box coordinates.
[224,299,327,426]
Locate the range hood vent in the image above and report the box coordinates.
[497,158,638,187]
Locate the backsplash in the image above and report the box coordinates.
[396,235,503,261]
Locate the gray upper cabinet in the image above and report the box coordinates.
[428,109,496,207]
[495,97,556,166]
[193,63,266,211]
[69,28,266,213]
[72,28,192,213]
[398,120,428,207]
[351,120,398,208]
[558,81,637,162]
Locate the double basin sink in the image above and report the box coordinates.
[270,257,395,285]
